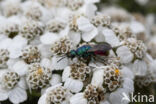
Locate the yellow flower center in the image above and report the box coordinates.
[37,68,43,75]
[115,69,120,76]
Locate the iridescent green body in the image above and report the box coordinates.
[76,45,92,57]
[59,43,112,63]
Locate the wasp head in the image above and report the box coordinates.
[67,50,76,58]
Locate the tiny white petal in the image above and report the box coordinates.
[41,58,52,69]
[95,34,105,42]
[0,38,12,49]
[70,93,87,104]
[82,26,98,42]
[102,28,120,47]
[116,46,134,64]
[85,0,100,3]
[91,69,104,87]
[8,36,27,58]
[7,59,19,69]
[100,101,110,104]
[0,87,9,101]
[52,56,68,70]
[50,74,62,86]
[85,4,97,17]
[18,77,27,90]
[121,67,134,79]
[38,44,52,58]
[77,17,93,32]
[123,78,134,93]
[40,32,59,45]
[130,60,147,76]
[62,66,71,82]
[64,78,83,93]
[9,87,27,104]
[38,94,46,104]
[12,61,28,76]
[46,83,62,93]
[68,31,81,45]
[130,21,145,34]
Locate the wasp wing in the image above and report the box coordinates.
[87,42,112,55]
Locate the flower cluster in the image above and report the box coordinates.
[0,0,155,104]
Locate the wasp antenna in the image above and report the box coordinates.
[57,56,67,63]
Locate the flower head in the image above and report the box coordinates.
[20,20,44,41]
[51,37,72,55]
[26,63,52,90]
[84,84,105,104]
[103,66,122,92]
[0,49,9,68]
[1,71,20,89]
[21,45,41,64]
[124,38,147,59]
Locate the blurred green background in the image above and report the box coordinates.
[100,0,156,15]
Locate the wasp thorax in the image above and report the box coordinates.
[91,15,111,27]
[46,86,68,104]
[51,37,72,55]
[24,6,42,21]
[70,62,91,81]
[20,20,44,41]
[27,63,52,90]
[46,19,66,33]
[66,0,84,11]
[103,66,122,92]
[0,49,9,68]
[84,84,105,104]
[21,45,41,64]
[124,38,147,59]
[1,72,20,89]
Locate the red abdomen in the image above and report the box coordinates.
[94,51,109,56]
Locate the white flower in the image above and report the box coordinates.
[63,62,91,93]
[116,46,134,64]
[40,32,60,45]
[51,55,69,70]
[8,35,28,58]
[26,63,52,90]
[70,93,87,104]
[130,21,145,34]
[0,70,27,104]
[0,49,10,68]
[38,83,72,104]
[1,0,21,17]
[12,60,28,76]
[102,27,120,47]
[70,84,106,104]
[91,69,104,87]
[77,16,98,42]
[128,60,147,76]
[22,1,43,21]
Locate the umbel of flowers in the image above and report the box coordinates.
[0,0,155,104]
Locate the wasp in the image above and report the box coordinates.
[57,42,113,63]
